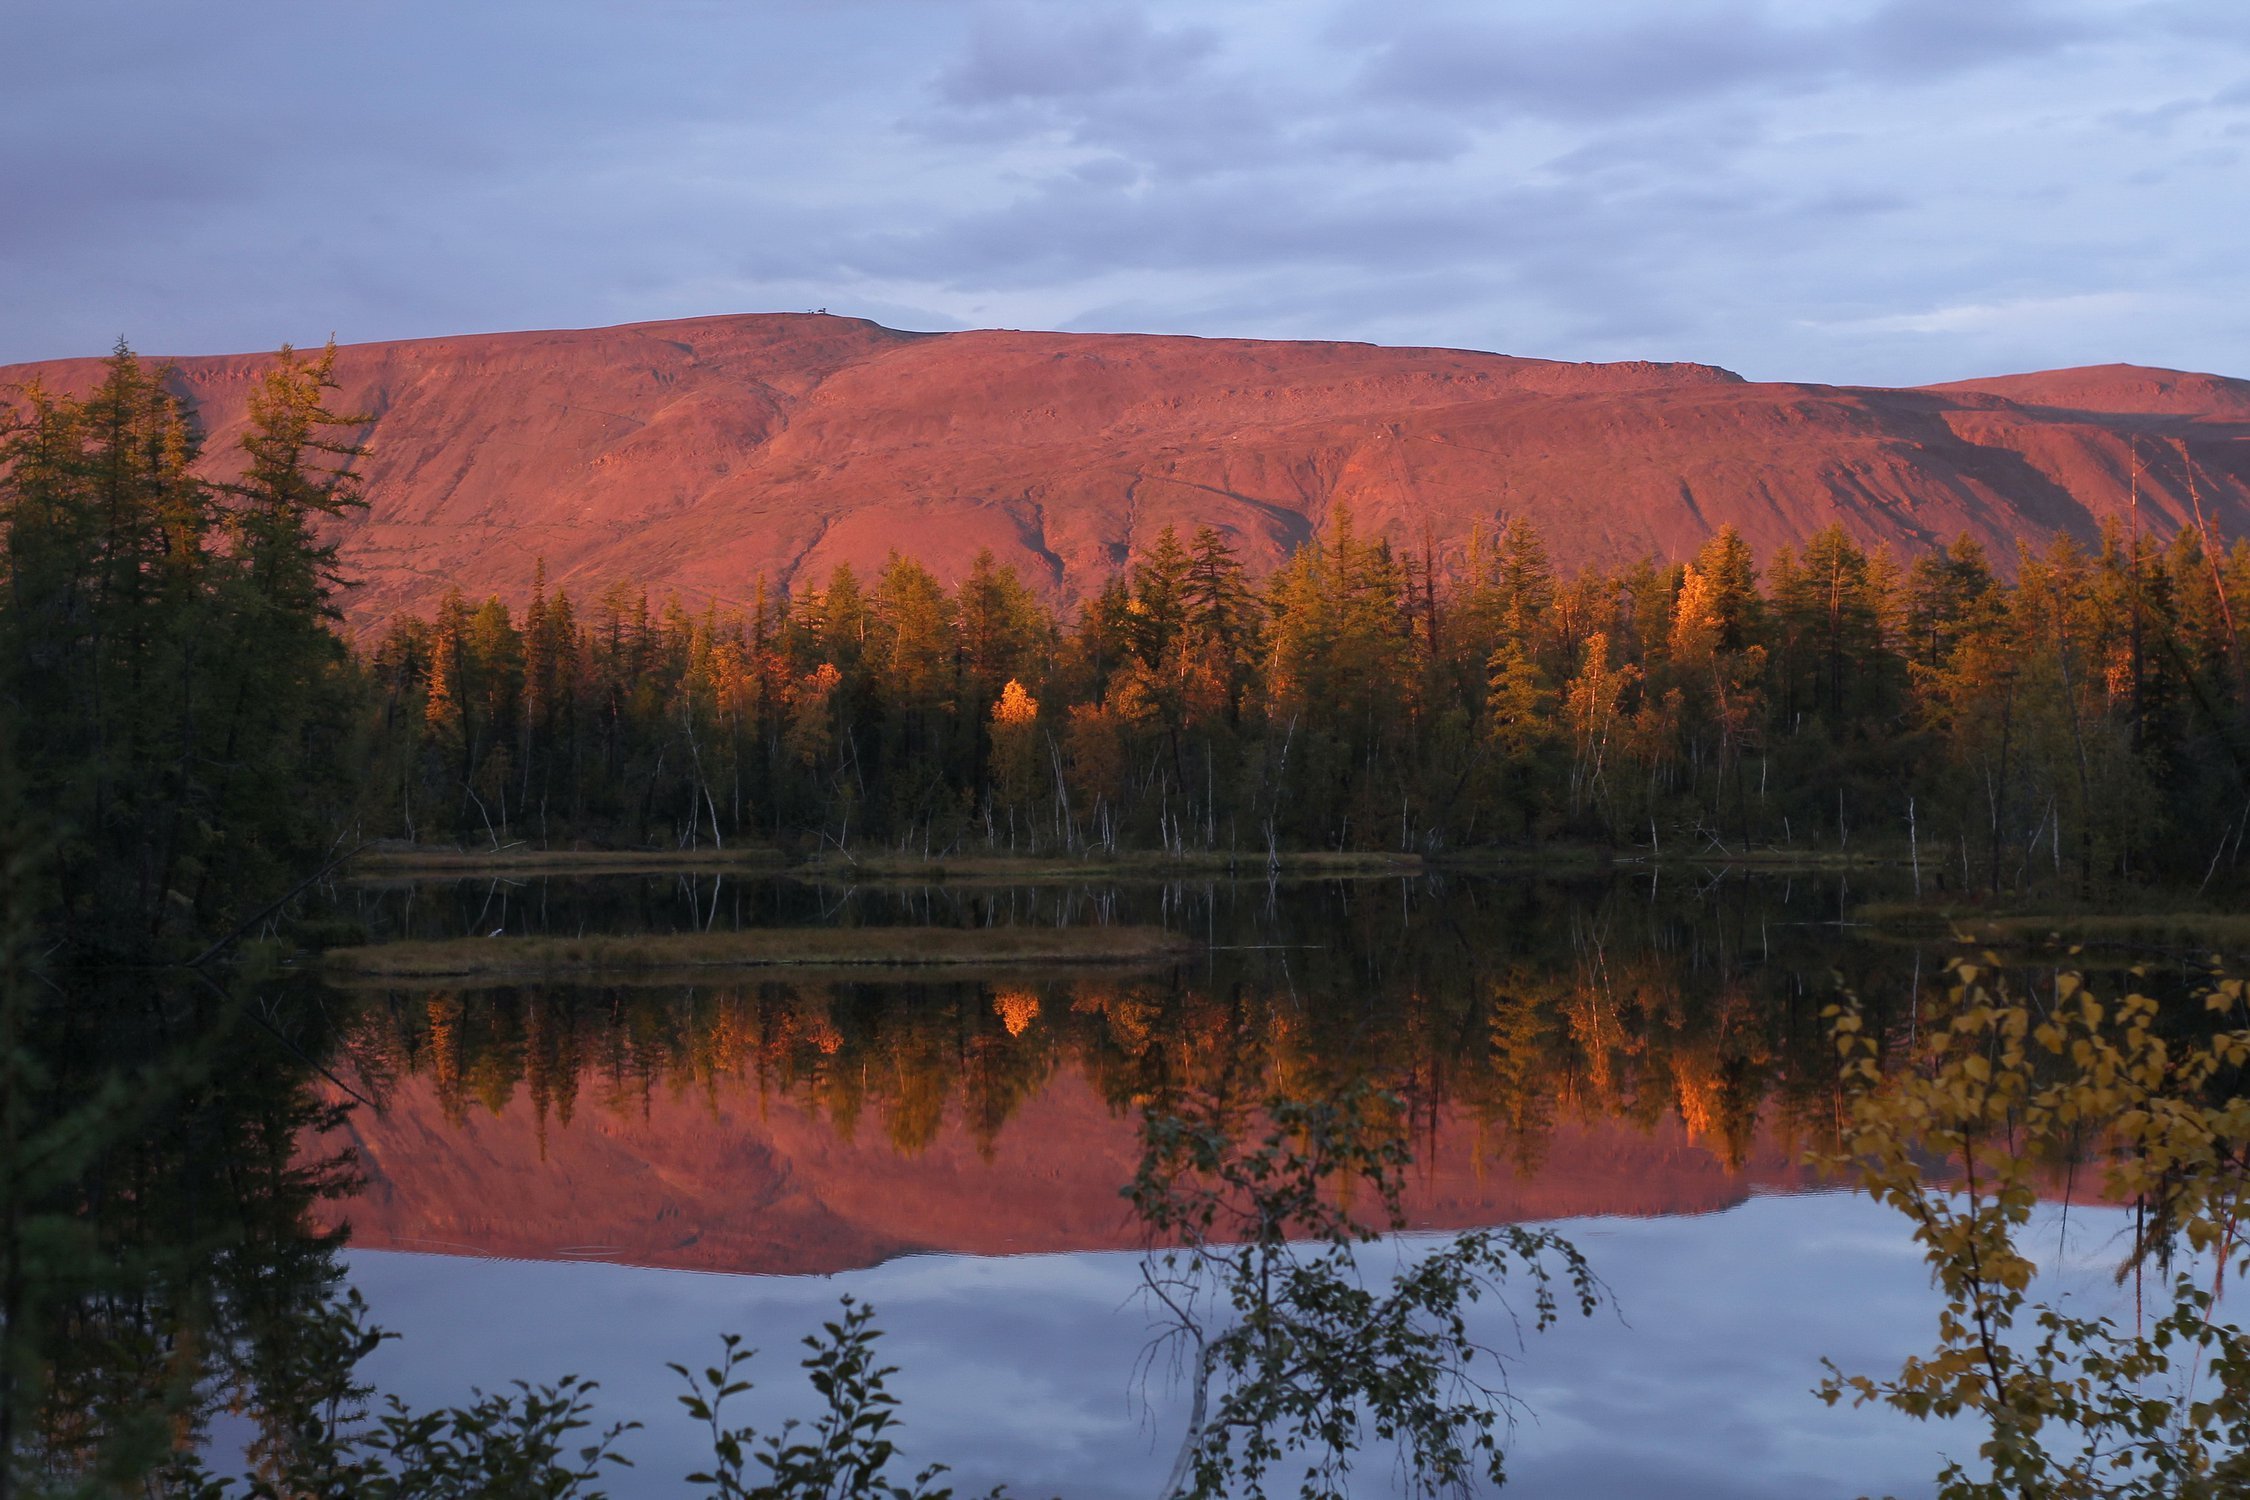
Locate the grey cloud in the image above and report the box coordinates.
[1352,6,1814,119]
[1542,112,1769,183]
[914,4,1448,180]
[1306,115,1475,164]
[1795,188,1914,221]
[810,140,1836,370]
[1069,156,1142,189]
[2095,70,2250,137]
[912,82,1299,179]
[1852,0,2091,72]
[1351,0,2090,120]
[2145,0,2250,43]
[1058,85,1289,176]
[1063,266,1504,344]
[906,98,1062,147]
[934,4,1218,105]
[2176,144,2243,170]
[2104,97,2218,135]
[826,173,1537,286]
[2,0,2245,390]
[916,37,1305,179]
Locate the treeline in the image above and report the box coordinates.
[367,511,2250,892]
[0,345,366,956]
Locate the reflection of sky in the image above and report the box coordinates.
[346,1192,2154,1498]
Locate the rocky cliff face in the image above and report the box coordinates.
[8,313,2247,627]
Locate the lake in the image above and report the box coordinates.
[241,870,2187,1493]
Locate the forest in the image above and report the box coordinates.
[366,451,2250,898]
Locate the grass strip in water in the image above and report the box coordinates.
[1859,903,2250,954]
[797,850,1424,883]
[323,924,1193,979]
[1949,911,2250,953]
[352,845,788,878]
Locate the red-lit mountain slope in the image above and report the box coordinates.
[7,315,2247,628]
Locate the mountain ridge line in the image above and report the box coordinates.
[5,312,2246,626]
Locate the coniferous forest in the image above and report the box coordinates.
[1,346,368,958]
[366,443,2250,900]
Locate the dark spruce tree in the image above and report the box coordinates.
[0,343,366,958]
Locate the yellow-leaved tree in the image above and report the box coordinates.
[989,677,1042,847]
[1822,960,2250,1497]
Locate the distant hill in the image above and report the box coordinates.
[7,314,2247,627]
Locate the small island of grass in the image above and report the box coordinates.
[321,923,1194,981]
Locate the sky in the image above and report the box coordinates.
[4,0,2247,385]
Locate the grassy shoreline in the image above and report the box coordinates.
[1855,903,2250,954]
[348,843,1430,883]
[322,924,1194,981]
[794,849,1427,883]
[347,840,1929,884]
[351,844,789,878]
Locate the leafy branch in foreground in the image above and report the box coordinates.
[1128,1085,1601,1500]
[673,1298,1000,1500]
[1820,961,2250,1498]
[154,1286,985,1500]
[143,1289,636,1499]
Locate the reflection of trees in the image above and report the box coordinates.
[334,882,1934,1174]
[0,880,1961,1489]
[7,974,363,1490]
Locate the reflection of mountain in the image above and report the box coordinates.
[314,956,1840,1274]
[322,1071,1821,1277]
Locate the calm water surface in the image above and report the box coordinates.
[296,871,2179,1496]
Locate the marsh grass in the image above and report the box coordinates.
[1952,911,2250,953]
[1858,902,2250,955]
[350,845,788,879]
[795,849,1425,884]
[322,924,1193,980]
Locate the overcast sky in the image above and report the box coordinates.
[5,0,2246,384]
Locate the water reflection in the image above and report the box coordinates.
[314,873,1926,1273]
[30,873,2207,1492]
[8,972,361,1488]
[345,1194,2149,1499]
